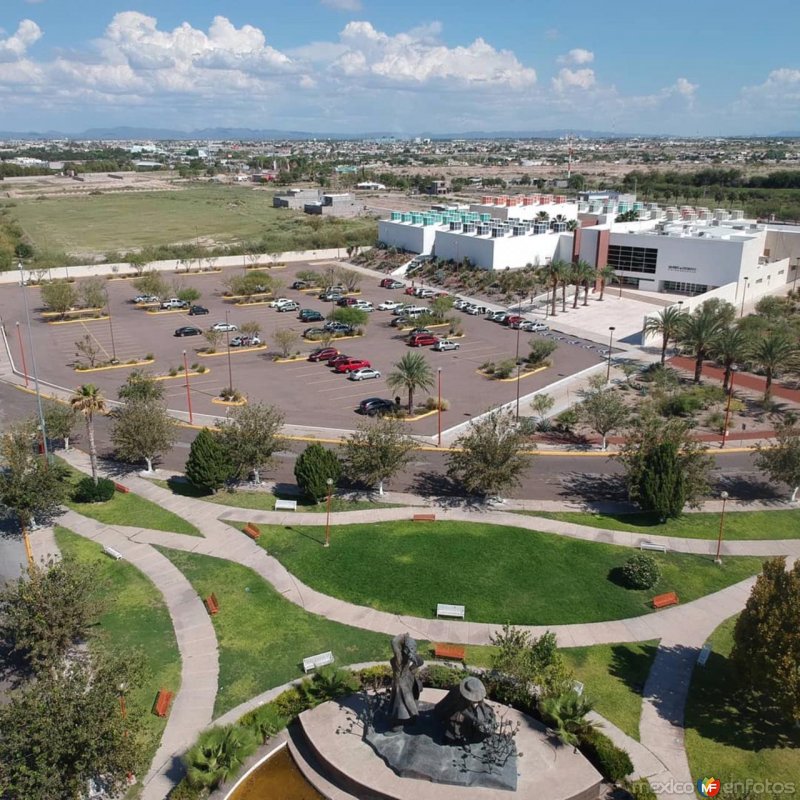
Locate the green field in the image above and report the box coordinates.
[685,616,800,798]
[239,520,764,625]
[55,527,181,789]
[10,184,377,256]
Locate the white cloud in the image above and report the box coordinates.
[739,68,800,105]
[321,0,363,10]
[552,67,595,92]
[557,48,593,66]
[0,19,42,62]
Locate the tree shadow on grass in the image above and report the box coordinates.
[608,642,658,699]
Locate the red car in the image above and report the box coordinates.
[308,347,338,362]
[408,333,440,347]
[334,357,371,373]
[504,315,523,327]
[404,286,418,295]
[327,354,352,367]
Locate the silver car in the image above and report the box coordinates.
[433,339,460,351]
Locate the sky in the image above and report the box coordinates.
[1,0,799,136]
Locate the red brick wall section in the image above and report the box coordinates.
[572,227,582,263]
[595,229,610,290]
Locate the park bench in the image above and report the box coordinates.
[275,498,298,511]
[436,603,465,619]
[102,545,123,561]
[303,651,334,673]
[153,689,174,718]
[639,541,668,553]
[697,643,712,667]
[433,643,466,661]
[204,593,220,616]
[652,591,679,609]
[413,513,436,522]
[113,482,130,494]
[243,523,261,540]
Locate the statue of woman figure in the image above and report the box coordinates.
[389,633,424,730]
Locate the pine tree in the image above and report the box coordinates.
[637,440,686,519]
[294,443,341,501]
[185,428,233,493]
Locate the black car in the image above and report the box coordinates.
[291,280,309,290]
[188,305,209,316]
[299,309,324,322]
[174,326,202,337]
[358,397,397,416]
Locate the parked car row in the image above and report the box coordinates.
[174,320,239,337]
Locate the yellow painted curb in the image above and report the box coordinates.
[145,307,187,315]
[48,315,110,325]
[212,397,248,406]
[233,300,272,307]
[223,292,273,302]
[273,355,308,363]
[246,264,286,270]
[496,365,549,382]
[75,359,155,373]
[41,307,104,318]
[299,286,322,293]
[403,409,440,422]
[197,345,268,358]
[154,369,210,381]
[134,301,160,308]
[303,333,364,344]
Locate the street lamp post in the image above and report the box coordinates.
[606,326,616,383]
[105,288,118,363]
[514,320,522,422]
[182,350,194,425]
[225,309,233,391]
[715,491,729,564]
[324,478,333,548]
[739,276,749,318]
[15,322,28,387]
[437,367,442,447]
[721,365,737,448]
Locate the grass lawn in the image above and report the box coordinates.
[239,520,764,625]
[11,185,377,255]
[59,459,201,536]
[150,476,399,514]
[460,641,658,741]
[521,509,800,541]
[685,616,800,798]
[55,526,181,792]
[157,548,395,717]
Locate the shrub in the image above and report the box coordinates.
[621,553,661,590]
[219,387,243,402]
[492,359,517,379]
[424,396,450,411]
[239,703,288,743]
[144,353,154,361]
[705,410,726,434]
[168,367,178,377]
[623,778,659,800]
[72,476,115,503]
[556,408,579,430]
[480,360,495,374]
[167,779,203,800]
[527,339,557,367]
[355,665,392,689]
[517,417,538,435]
[422,663,466,689]
[271,687,306,719]
[579,728,633,782]
[294,443,341,501]
[196,365,207,373]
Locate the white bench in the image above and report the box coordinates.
[573,681,585,697]
[697,643,712,667]
[639,541,667,553]
[303,651,334,673]
[436,603,465,619]
[103,545,123,561]
[275,498,298,511]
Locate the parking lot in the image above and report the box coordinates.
[0,262,606,437]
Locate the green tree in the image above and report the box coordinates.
[184,725,259,791]
[447,409,533,499]
[342,418,414,496]
[273,327,300,358]
[132,270,168,300]
[175,285,201,304]
[294,443,341,502]
[203,328,222,353]
[185,428,233,493]
[754,420,800,501]
[40,279,77,319]
[530,393,555,421]
[42,401,77,450]
[387,352,436,412]
[643,306,687,365]
[577,376,630,450]
[117,369,164,402]
[128,252,148,275]
[331,306,368,328]
[340,270,361,293]
[710,325,751,392]
[111,399,176,473]
[749,329,798,403]
[678,302,730,383]
[218,402,284,484]
[731,558,800,723]
[70,384,106,485]
[596,265,616,302]
[78,276,106,311]
[0,652,146,799]
[0,557,98,672]
[428,294,454,320]
[540,690,597,747]
[239,320,262,339]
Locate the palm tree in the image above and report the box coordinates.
[643,305,688,365]
[541,260,564,317]
[750,330,798,403]
[539,690,597,748]
[70,384,106,484]
[387,352,435,412]
[555,260,572,313]
[576,260,595,306]
[678,304,727,383]
[184,725,258,790]
[596,265,616,301]
[710,325,751,393]
[570,262,582,309]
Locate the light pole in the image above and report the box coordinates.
[721,365,737,448]
[323,478,333,548]
[605,326,616,383]
[15,322,28,387]
[105,288,118,363]
[225,309,233,390]
[514,319,522,422]
[739,276,749,318]
[18,262,48,460]
[182,350,194,425]
[715,491,729,564]
[437,367,442,447]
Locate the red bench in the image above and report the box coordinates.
[434,643,466,661]
[153,689,173,717]
[114,482,130,494]
[243,523,261,540]
[413,513,436,522]
[204,593,220,616]
[652,591,679,609]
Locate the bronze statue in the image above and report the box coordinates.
[389,633,424,730]
[434,677,496,744]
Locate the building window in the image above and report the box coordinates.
[607,245,657,274]
[662,280,709,295]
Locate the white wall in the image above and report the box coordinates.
[432,229,569,270]
[377,221,437,255]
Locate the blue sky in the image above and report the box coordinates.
[1,0,799,135]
